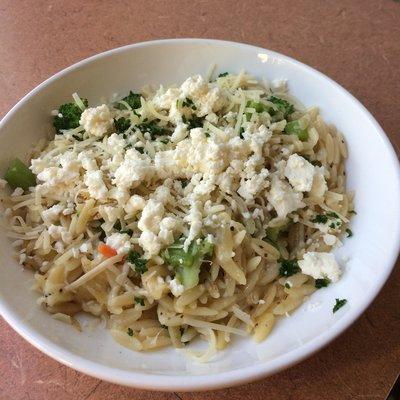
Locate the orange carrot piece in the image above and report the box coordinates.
[98,243,117,258]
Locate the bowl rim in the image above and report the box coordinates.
[0,38,399,391]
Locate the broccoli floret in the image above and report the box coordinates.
[116,91,141,110]
[53,100,88,133]
[162,237,214,289]
[114,117,131,133]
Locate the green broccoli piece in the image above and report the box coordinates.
[4,158,36,190]
[53,100,88,133]
[116,91,141,110]
[114,117,131,134]
[246,100,268,113]
[162,237,214,289]
[284,120,309,141]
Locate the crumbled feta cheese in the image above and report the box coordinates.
[158,216,180,245]
[41,204,64,224]
[124,195,146,215]
[113,149,154,190]
[78,151,98,171]
[138,230,162,256]
[0,178,8,189]
[138,199,164,233]
[298,252,341,282]
[79,105,113,137]
[106,233,131,254]
[237,168,269,201]
[84,170,108,200]
[106,133,126,154]
[168,278,185,297]
[284,154,315,192]
[48,224,73,244]
[267,176,305,218]
[79,242,92,253]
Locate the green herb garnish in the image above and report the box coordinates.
[346,228,353,237]
[136,119,167,139]
[285,283,291,289]
[333,298,347,313]
[127,327,134,336]
[182,114,205,130]
[182,98,196,110]
[315,278,331,289]
[279,259,300,277]
[218,72,229,77]
[126,250,148,274]
[268,96,294,118]
[134,297,145,306]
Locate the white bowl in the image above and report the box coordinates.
[0,39,399,391]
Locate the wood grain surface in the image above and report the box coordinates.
[0,1,399,399]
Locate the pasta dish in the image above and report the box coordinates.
[1,71,353,361]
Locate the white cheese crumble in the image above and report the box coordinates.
[79,105,113,137]
[298,252,341,283]
[267,176,305,218]
[105,233,131,254]
[284,154,315,192]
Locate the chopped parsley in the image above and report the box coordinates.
[315,278,331,289]
[134,297,145,306]
[313,214,329,224]
[115,91,141,110]
[346,228,353,237]
[268,95,294,118]
[182,97,196,110]
[126,250,148,274]
[114,117,131,133]
[279,259,300,277]
[312,212,341,228]
[179,179,189,188]
[127,327,134,336]
[333,298,347,313]
[182,114,205,130]
[136,119,167,139]
[285,283,291,289]
[218,72,229,77]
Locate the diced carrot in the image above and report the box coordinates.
[98,243,117,258]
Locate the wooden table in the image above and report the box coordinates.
[0,1,399,399]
